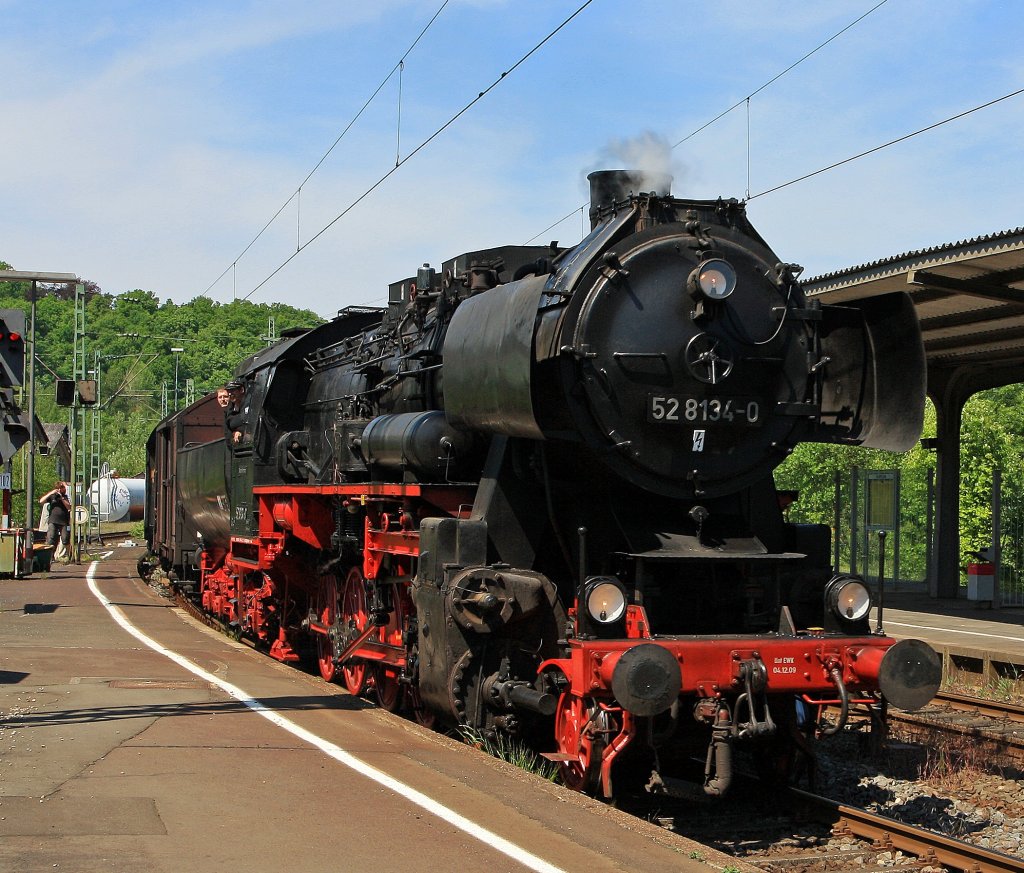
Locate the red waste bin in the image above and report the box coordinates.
[967,562,995,601]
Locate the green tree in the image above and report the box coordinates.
[776,389,1024,588]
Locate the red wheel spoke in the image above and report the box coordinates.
[340,566,369,695]
[316,574,340,683]
[555,689,602,794]
[374,665,403,712]
[374,590,405,713]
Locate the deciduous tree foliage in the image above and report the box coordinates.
[777,395,1024,586]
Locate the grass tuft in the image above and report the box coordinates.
[458,725,559,782]
[942,665,1024,703]
[916,731,986,790]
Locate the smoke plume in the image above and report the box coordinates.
[586,131,684,196]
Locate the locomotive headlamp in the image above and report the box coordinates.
[584,577,628,624]
[689,258,737,301]
[825,574,872,623]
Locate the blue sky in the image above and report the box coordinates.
[2,0,1022,317]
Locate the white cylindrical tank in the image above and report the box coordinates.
[88,475,145,522]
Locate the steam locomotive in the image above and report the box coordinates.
[145,170,941,798]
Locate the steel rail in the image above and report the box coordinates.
[791,787,1023,873]
[933,690,1024,723]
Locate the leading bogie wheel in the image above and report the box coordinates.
[554,689,604,794]
[408,686,437,728]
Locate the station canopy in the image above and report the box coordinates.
[804,227,1024,373]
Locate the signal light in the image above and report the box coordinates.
[0,309,26,388]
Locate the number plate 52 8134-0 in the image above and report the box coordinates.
[647,395,761,426]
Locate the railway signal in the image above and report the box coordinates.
[0,309,29,466]
[0,308,26,388]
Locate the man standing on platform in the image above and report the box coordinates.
[39,482,71,562]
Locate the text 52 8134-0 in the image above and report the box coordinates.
[647,395,761,426]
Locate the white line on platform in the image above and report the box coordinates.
[86,562,566,873]
[98,550,114,559]
[886,620,1024,645]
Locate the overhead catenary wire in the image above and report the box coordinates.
[201,0,452,298]
[396,60,404,168]
[671,0,890,149]
[523,0,890,245]
[747,87,1024,199]
[240,0,597,303]
[523,206,585,246]
[526,88,1024,242]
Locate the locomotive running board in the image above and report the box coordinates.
[625,549,807,560]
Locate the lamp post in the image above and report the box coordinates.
[170,347,184,411]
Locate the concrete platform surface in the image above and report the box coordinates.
[872,583,1024,667]
[1,552,751,873]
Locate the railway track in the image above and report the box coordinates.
[642,691,1024,871]
[932,690,1024,723]
[888,690,1024,768]
[788,787,1023,873]
[648,780,1023,872]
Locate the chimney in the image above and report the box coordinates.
[587,169,672,229]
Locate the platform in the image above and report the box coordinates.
[0,551,751,873]
[874,583,1024,684]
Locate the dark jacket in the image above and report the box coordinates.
[225,403,244,444]
[47,493,70,526]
